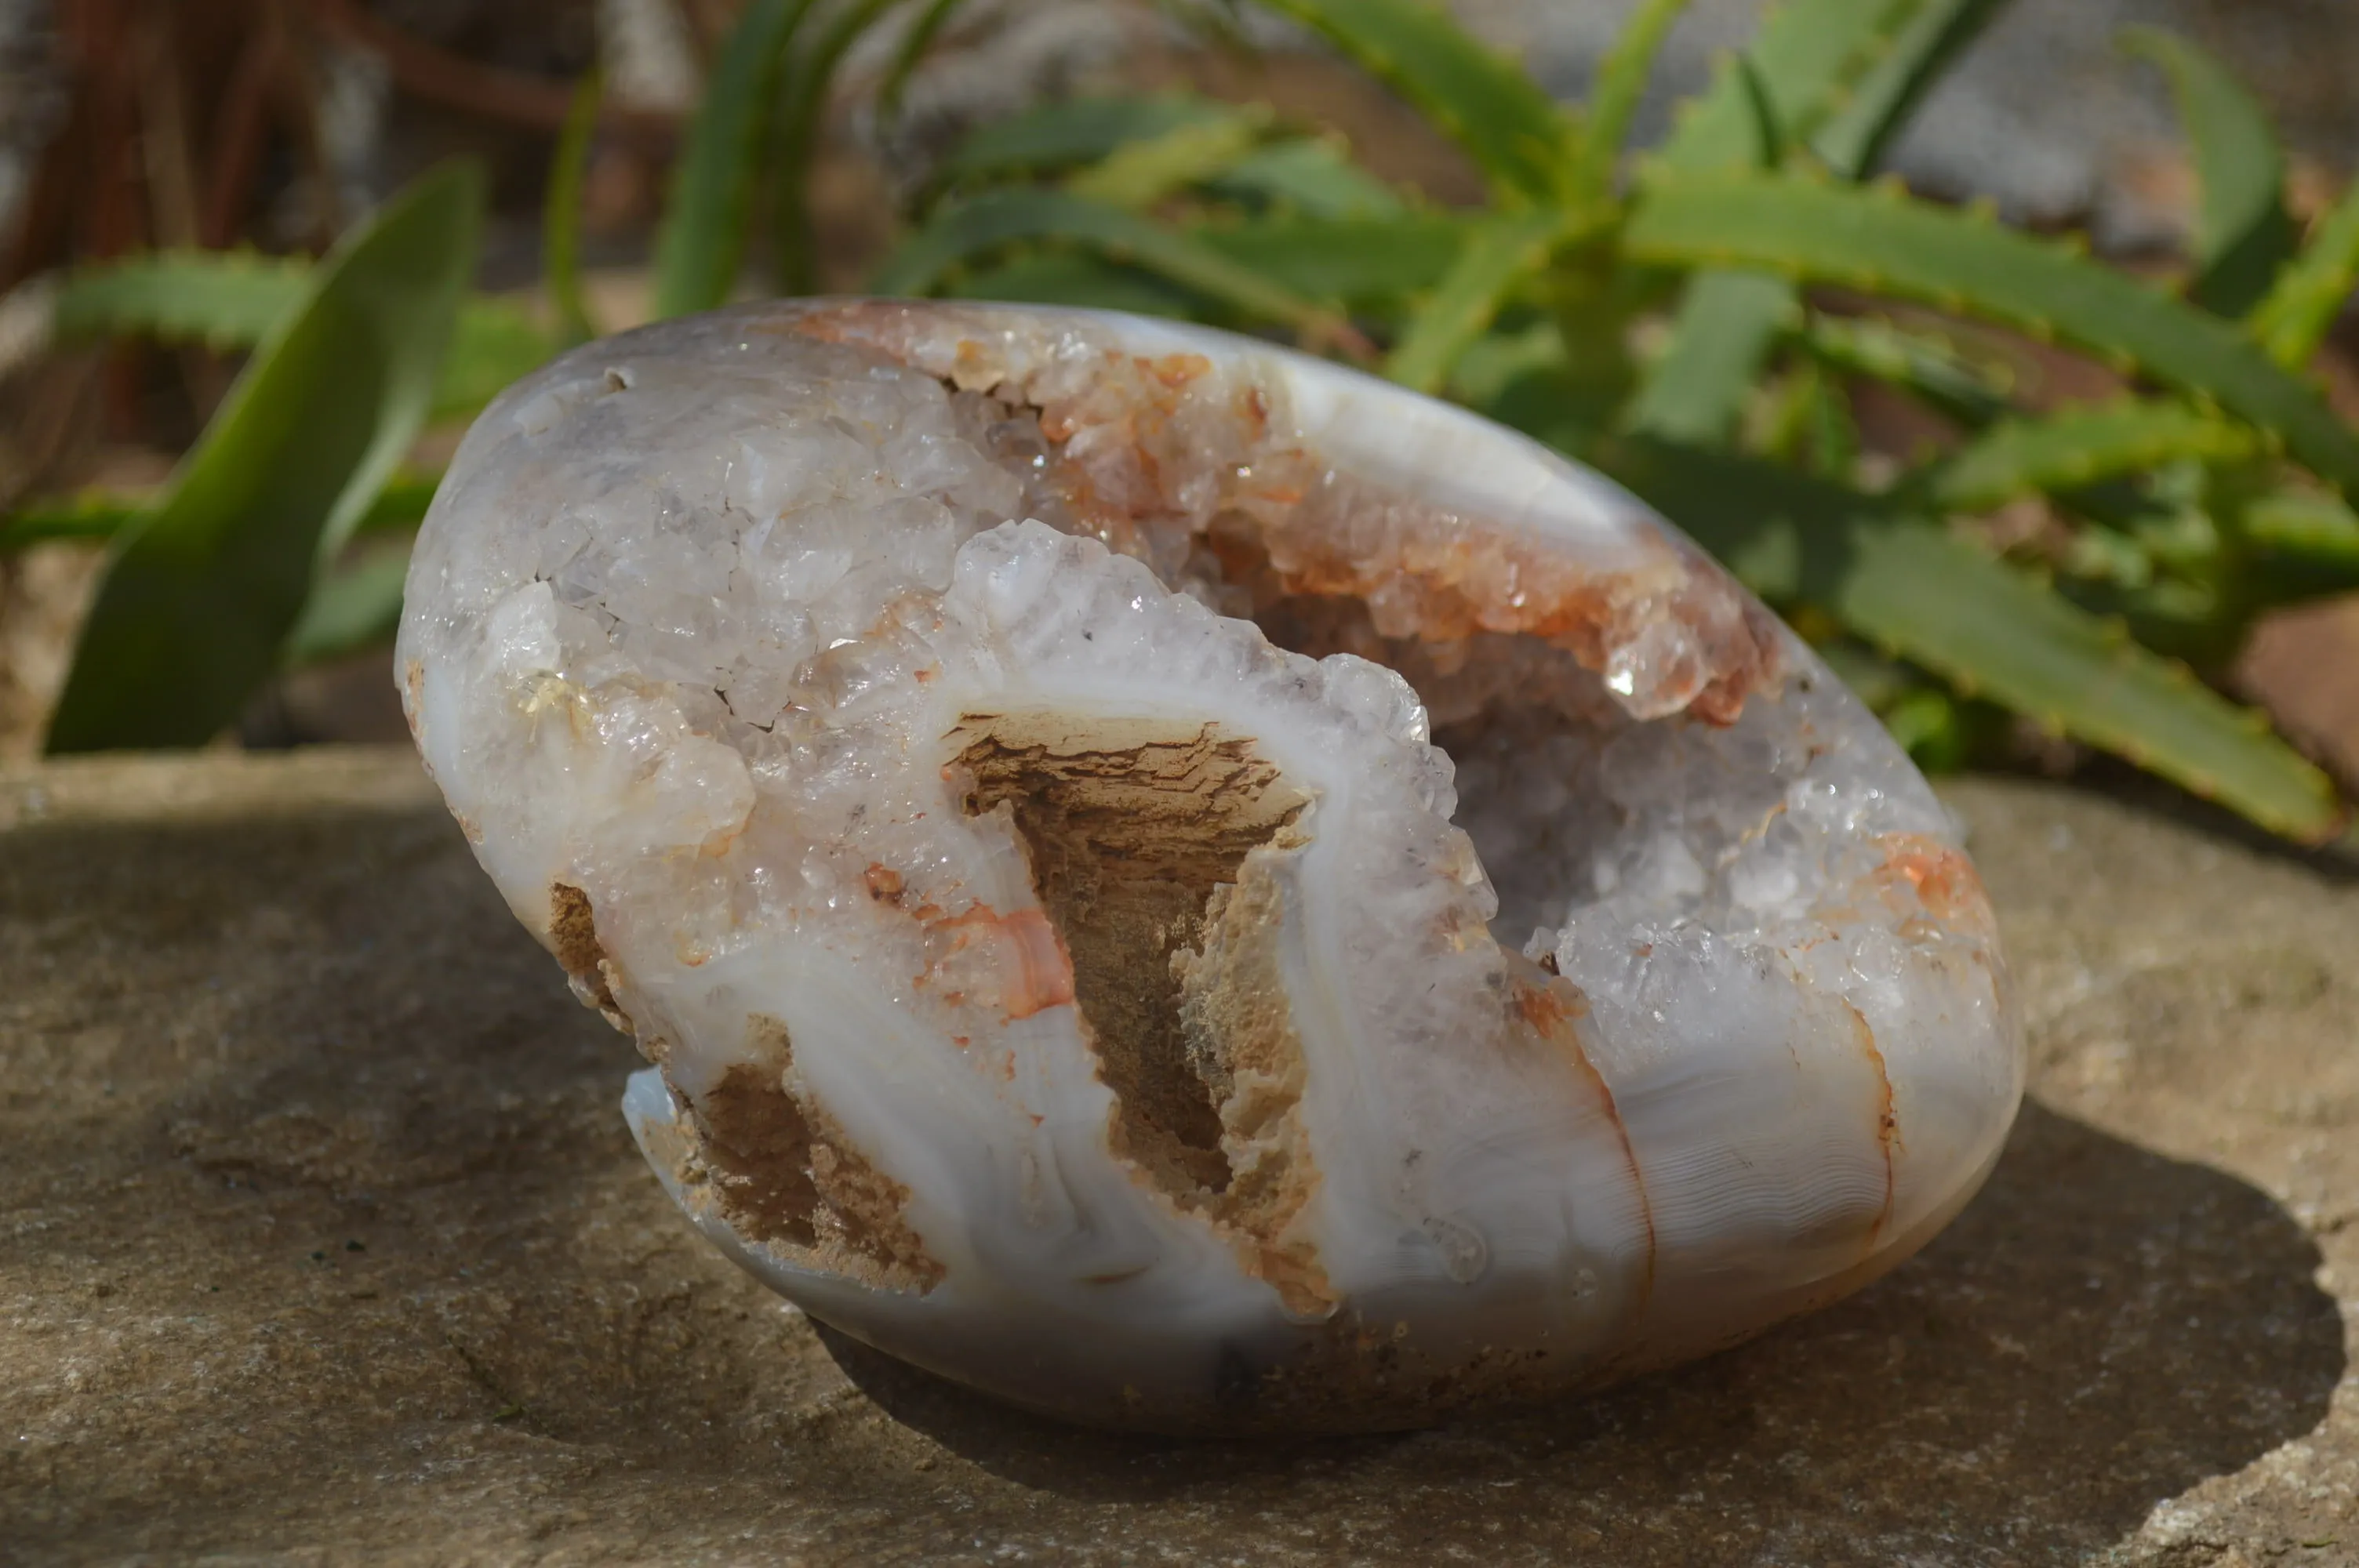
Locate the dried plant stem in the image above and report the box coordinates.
[307,0,676,144]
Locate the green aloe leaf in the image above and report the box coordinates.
[1202,136,1405,218]
[1609,438,2343,840]
[430,299,557,418]
[2122,27,2297,318]
[773,0,903,295]
[543,67,605,346]
[1912,400,2259,514]
[284,546,413,667]
[1816,640,1998,771]
[1574,0,1697,201]
[1190,211,1469,306]
[2248,176,2359,368]
[45,162,483,753]
[878,0,969,117]
[47,251,307,348]
[1066,107,1272,209]
[873,188,1358,342]
[1448,317,1566,401]
[0,492,137,546]
[1658,0,1923,174]
[1796,314,2012,429]
[2247,488,2359,561]
[652,0,813,317]
[944,252,1201,316]
[4,470,438,553]
[1809,0,2008,177]
[2244,488,2359,601]
[1623,270,1797,444]
[1754,357,1859,475]
[1158,0,1262,55]
[933,96,1236,188]
[1624,172,2359,491]
[1385,206,1579,394]
[1834,523,2337,839]
[1253,0,1572,200]
[1635,0,1981,450]
[38,254,548,415]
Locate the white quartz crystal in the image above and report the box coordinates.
[398,300,2022,1432]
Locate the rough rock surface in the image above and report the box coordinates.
[1,747,2352,1566]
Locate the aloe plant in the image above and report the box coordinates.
[5,0,2355,844]
[43,162,483,751]
[861,0,2357,841]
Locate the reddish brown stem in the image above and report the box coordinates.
[306,0,675,144]
[202,21,285,248]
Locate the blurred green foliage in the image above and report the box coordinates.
[8,0,2359,840]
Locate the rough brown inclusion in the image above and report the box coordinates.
[688,1017,945,1293]
[547,880,623,1021]
[554,879,943,1291]
[948,714,1309,1205]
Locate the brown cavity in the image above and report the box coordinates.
[684,1015,943,1293]
[547,882,630,1032]
[947,713,1309,1207]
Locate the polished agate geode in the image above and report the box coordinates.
[397,299,2022,1433]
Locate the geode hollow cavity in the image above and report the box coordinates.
[398,299,2022,1434]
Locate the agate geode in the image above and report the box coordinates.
[397,299,2023,1433]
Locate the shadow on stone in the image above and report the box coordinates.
[816,1101,2343,1553]
[2028,758,2359,884]
[5,784,2346,1565]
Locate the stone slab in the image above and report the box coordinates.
[1,748,2352,1566]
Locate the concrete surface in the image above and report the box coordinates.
[0,747,2353,1566]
